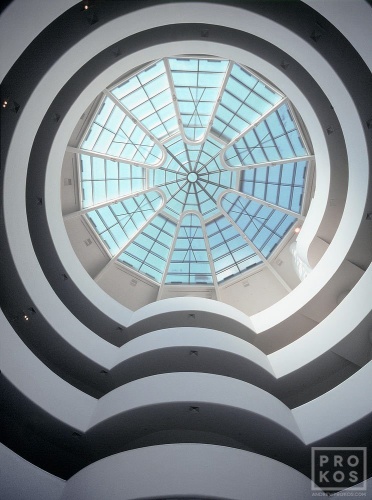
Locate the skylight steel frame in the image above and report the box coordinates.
[72,56,314,297]
[157,210,220,299]
[211,63,284,143]
[72,90,167,169]
[164,57,233,145]
[220,100,313,171]
[87,191,164,256]
[109,59,179,143]
[205,215,262,283]
[150,135,237,219]
[219,192,294,290]
[93,188,167,281]
[239,163,306,215]
[74,152,147,210]
[118,214,177,283]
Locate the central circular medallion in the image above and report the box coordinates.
[187,172,198,183]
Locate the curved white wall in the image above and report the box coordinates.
[0,0,371,497]
[61,444,314,500]
[0,443,64,500]
[0,0,76,81]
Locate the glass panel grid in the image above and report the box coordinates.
[86,191,162,255]
[80,154,145,208]
[118,215,176,282]
[221,193,296,258]
[81,96,162,165]
[212,63,282,142]
[112,60,178,141]
[224,103,307,167]
[169,58,229,141]
[165,214,213,284]
[148,137,236,219]
[206,216,262,282]
[240,160,307,213]
[78,57,311,288]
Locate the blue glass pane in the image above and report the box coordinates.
[212,64,282,142]
[118,215,176,282]
[224,103,308,167]
[81,96,162,165]
[206,216,262,282]
[80,154,145,208]
[112,60,177,141]
[86,191,162,255]
[221,192,296,257]
[240,161,308,213]
[169,58,229,142]
[148,137,236,219]
[165,214,213,284]
[79,57,309,287]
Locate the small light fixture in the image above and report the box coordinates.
[2,100,8,108]
[294,227,301,234]
[189,406,200,413]
[22,307,36,321]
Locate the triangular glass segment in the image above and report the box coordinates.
[111,60,178,141]
[80,96,163,165]
[212,63,282,142]
[86,191,163,256]
[80,154,145,208]
[165,214,213,285]
[224,103,307,167]
[147,136,188,214]
[118,215,176,283]
[206,216,262,282]
[196,137,236,192]
[240,160,308,213]
[169,58,229,142]
[221,192,296,258]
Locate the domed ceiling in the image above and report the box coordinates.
[67,56,313,300]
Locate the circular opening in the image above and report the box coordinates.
[187,172,198,183]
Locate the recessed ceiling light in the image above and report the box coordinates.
[189,406,200,413]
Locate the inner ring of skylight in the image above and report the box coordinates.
[76,57,312,287]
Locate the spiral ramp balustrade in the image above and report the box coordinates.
[0,1,371,499]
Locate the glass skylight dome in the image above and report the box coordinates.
[74,57,312,292]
